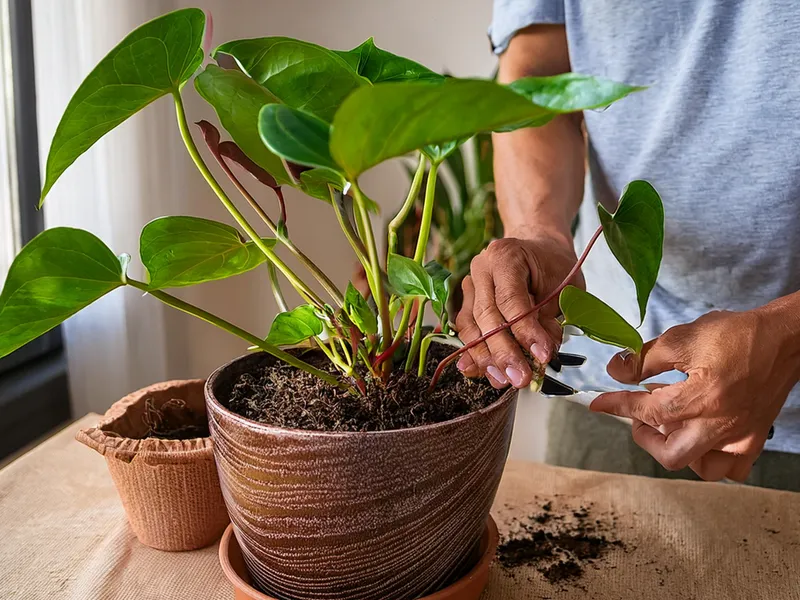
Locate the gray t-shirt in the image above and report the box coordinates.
[490,0,800,454]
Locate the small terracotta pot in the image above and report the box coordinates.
[77,379,229,551]
[206,352,516,600]
[219,516,500,600]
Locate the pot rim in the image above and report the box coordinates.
[205,352,517,438]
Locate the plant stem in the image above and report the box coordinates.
[388,153,426,257]
[212,150,343,306]
[413,160,439,264]
[128,279,345,389]
[330,187,370,268]
[172,92,324,309]
[351,182,392,353]
[405,299,426,371]
[429,224,604,390]
[267,262,289,312]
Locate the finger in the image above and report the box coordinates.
[490,258,557,365]
[688,450,737,482]
[470,263,533,388]
[455,276,503,381]
[726,454,758,482]
[632,418,720,472]
[591,381,685,427]
[607,327,692,385]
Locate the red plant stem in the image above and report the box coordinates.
[373,334,404,370]
[428,225,604,391]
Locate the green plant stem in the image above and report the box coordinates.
[217,157,343,306]
[388,153,426,257]
[330,187,370,268]
[128,278,344,388]
[267,262,289,312]
[392,299,413,345]
[351,182,392,353]
[405,299,426,371]
[413,160,439,264]
[172,92,324,309]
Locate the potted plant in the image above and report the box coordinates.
[0,8,663,599]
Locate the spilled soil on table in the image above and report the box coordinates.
[497,500,624,587]
[223,343,504,432]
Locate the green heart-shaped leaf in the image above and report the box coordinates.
[40,8,206,204]
[598,180,664,323]
[335,38,443,83]
[259,104,341,172]
[140,216,274,289]
[331,79,552,178]
[266,304,324,346]
[388,253,433,298]
[344,283,378,335]
[214,37,368,122]
[559,285,643,353]
[195,65,290,184]
[508,73,645,113]
[0,228,126,358]
[424,261,451,324]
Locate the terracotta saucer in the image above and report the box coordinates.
[219,516,499,600]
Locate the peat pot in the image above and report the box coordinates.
[205,352,517,600]
[77,379,230,551]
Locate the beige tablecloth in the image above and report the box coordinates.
[0,414,798,600]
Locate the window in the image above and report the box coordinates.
[0,0,70,459]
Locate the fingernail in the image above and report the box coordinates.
[457,356,469,371]
[486,365,508,384]
[530,342,549,363]
[505,367,524,388]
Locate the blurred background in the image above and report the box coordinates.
[0,0,548,461]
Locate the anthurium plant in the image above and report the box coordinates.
[0,8,663,396]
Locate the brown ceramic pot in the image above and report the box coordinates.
[205,352,517,600]
[77,379,230,551]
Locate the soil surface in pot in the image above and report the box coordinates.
[497,500,624,587]
[223,343,504,432]
[142,397,210,440]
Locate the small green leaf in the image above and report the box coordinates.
[598,180,664,323]
[423,139,467,163]
[331,79,552,178]
[195,65,290,184]
[140,216,274,289]
[214,37,368,121]
[335,38,443,83]
[259,104,341,172]
[40,8,205,204]
[266,305,324,346]
[424,261,451,324]
[344,283,377,335]
[299,168,346,202]
[387,253,433,298]
[559,285,643,353]
[508,73,645,113]
[0,228,126,358]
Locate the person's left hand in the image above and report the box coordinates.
[590,306,800,482]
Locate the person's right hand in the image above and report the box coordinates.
[455,233,583,389]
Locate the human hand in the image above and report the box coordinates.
[455,232,583,389]
[591,305,800,481]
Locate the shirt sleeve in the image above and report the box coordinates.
[488,0,565,55]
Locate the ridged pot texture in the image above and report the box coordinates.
[206,352,517,600]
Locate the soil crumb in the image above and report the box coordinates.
[497,501,623,586]
[142,397,209,440]
[223,343,504,432]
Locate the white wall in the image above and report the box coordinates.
[32,0,549,461]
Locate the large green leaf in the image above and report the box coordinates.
[344,283,377,335]
[331,79,553,178]
[598,180,664,323]
[259,104,341,172]
[140,216,274,289]
[559,285,643,353]
[266,305,323,346]
[387,253,434,298]
[214,37,368,122]
[335,38,443,83]
[0,228,126,358]
[40,8,205,204]
[194,65,290,184]
[508,73,644,113]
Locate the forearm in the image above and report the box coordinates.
[756,291,800,373]
[494,25,585,245]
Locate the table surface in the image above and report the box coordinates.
[0,414,798,600]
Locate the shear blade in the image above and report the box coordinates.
[540,375,577,396]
